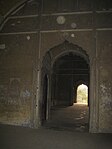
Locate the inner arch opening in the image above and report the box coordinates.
[52,52,89,107]
[76,84,88,105]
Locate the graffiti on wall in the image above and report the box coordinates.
[8,78,21,105]
[0,78,31,105]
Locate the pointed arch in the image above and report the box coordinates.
[47,40,90,67]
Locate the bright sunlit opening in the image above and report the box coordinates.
[76,84,88,105]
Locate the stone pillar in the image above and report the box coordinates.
[89,58,99,133]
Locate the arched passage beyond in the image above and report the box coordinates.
[52,53,89,107]
[76,84,88,104]
[41,41,90,132]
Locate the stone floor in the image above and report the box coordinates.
[44,103,89,132]
[0,104,112,149]
[0,124,112,149]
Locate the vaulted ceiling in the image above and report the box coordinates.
[0,0,24,16]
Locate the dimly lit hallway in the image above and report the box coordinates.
[0,0,112,136]
[43,103,89,132]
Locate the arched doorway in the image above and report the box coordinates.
[41,41,90,132]
[51,52,89,132]
[76,84,88,104]
[52,53,89,107]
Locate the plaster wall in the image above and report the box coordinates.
[97,31,112,132]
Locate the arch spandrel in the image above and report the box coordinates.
[46,40,90,67]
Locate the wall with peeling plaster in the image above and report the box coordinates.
[0,0,112,132]
[97,31,112,132]
[0,33,38,126]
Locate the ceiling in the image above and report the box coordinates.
[53,53,89,76]
[0,0,24,16]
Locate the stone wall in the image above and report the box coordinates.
[0,0,40,126]
[97,31,112,132]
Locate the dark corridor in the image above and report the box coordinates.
[51,53,90,106]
